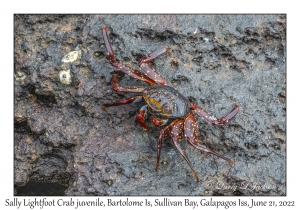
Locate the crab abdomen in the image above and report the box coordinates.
[143,85,190,119]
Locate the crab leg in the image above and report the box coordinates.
[155,120,180,171]
[111,74,146,93]
[103,27,156,85]
[136,105,149,130]
[102,95,142,111]
[191,104,239,126]
[156,125,169,171]
[170,120,200,182]
[155,119,200,182]
[139,48,171,64]
[184,113,233,163]
[138,48,170,85]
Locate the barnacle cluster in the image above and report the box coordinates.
[59,45,82,85]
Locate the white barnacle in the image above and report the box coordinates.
[62,45,82,63]
[59,69,72,85]
[62,51,80,63]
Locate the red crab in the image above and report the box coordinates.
[101,27,239,182]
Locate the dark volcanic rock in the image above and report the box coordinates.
[14,14,286,196]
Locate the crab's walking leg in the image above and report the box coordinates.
[155,120,179,171]
[156,125,170,171]
[155,119,200,182]
[138,48,170,85]
[170,120,200,182]
[191,104,239,126]
[139,48,171,64]
[111,74,146,93]
[103,27,156,85]
[102,95,143,111]
[184,113,233,163]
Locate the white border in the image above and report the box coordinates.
[2,0,298,209]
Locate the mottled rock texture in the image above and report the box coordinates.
[14,14,286,195]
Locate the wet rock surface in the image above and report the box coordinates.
[14,14,286,196]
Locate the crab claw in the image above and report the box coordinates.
[136,105,149,130]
